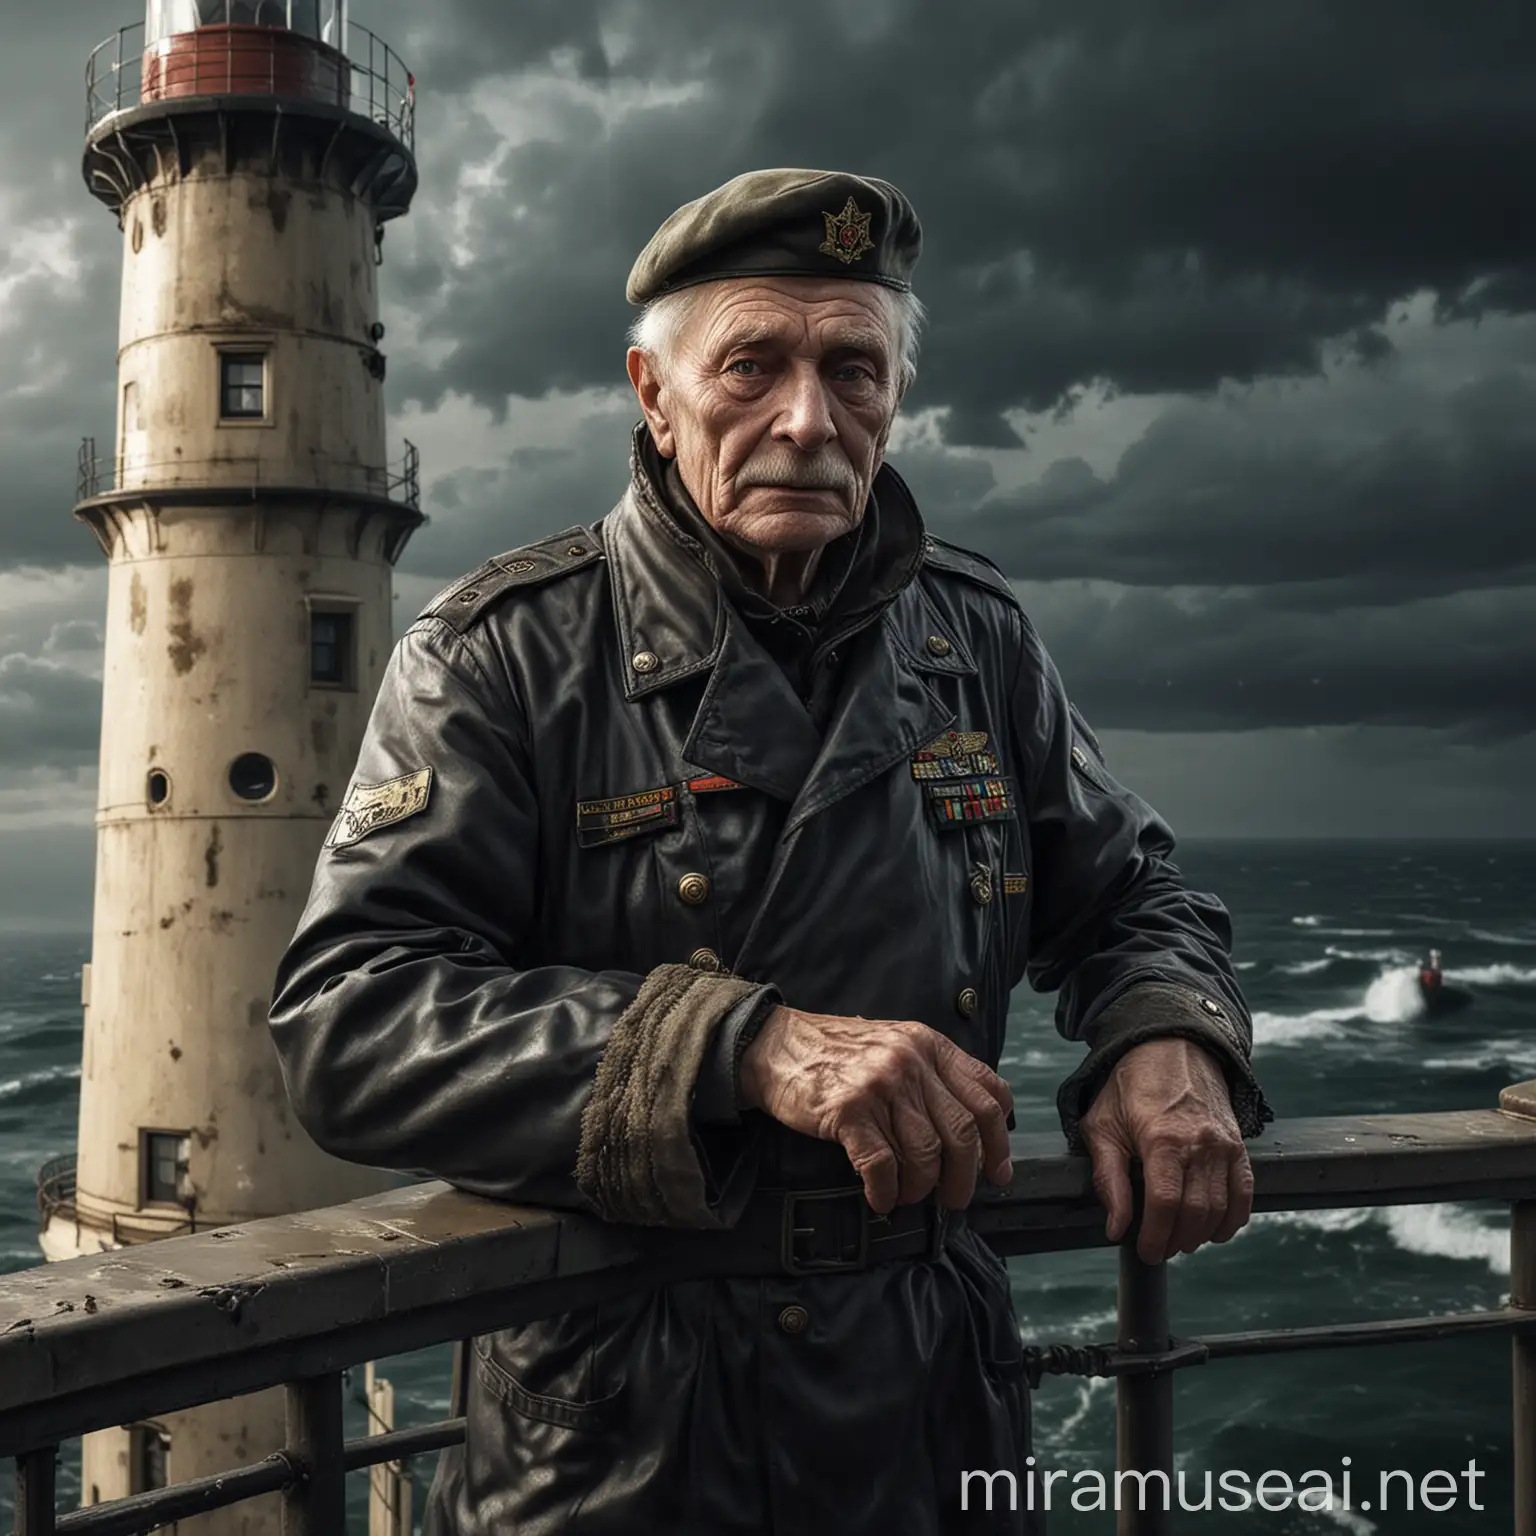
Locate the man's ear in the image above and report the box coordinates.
[626,348,676,458]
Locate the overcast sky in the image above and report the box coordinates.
[2,0,1534,930]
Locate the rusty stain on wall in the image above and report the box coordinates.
[167,576,207,674]
[129,572,147,635]
[204,825,222,888]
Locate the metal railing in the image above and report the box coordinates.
[76,438,421,511]
[32,1159,77,1231]
[85,20,414,151]
[8,1086,1536,1534]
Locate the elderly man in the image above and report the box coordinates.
[269,168,1270,1534]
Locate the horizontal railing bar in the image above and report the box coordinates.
[44,1418,472,1535]
[1200,1305,1536,1359]
[6,1107,1536,1458]
[54,1454,294,1536]
[340,1415,467,1472]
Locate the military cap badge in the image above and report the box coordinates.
[820,196,875,265]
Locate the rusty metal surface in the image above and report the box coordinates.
[6,1107,1536,1457]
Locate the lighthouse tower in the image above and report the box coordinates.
[40,1,421,1523]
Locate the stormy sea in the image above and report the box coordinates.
[3,838,1535,1532]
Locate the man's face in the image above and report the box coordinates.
[628,276,902,559]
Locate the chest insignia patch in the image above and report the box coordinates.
[576,785,679,847]
[924,776,1015,828]
[686,774,744,794]
[327,767,433,849]
[910,728,999,781]
[1003,873,1029,896]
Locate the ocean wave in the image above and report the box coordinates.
[1260,1204,1508,1275]
[1251,1008,1357,1046]
[0,1064,82,1102]
[1291,915,1324,927]
[1423,1038,1536,1074]
[1467,928,1536,948]
[1278,957,1333,976]
[1315,927,1397,938]
[1323,945,1416,965]
[1234,960,1258,971]
[1361,968,1426,1023]
[1446,962,1536,988]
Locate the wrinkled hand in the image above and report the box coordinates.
[738,1006,1015,1212]
[1081,1037,1253,1264]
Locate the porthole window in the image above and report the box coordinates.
[147,769,171,807]
[229,753,278,801]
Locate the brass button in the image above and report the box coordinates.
[678,873,710,906]
[778,1304,809,1335]
[956,987,980,1018]
[1199,996,1226,1021]
[632,651,660,674]
[567,544,587,556]
[970,866,994,906]
[458,588,480,603]
[689,947,723,973]
[925,634,952,658]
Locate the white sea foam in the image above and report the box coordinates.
[1278,957,1333,976]
[1446,963,1536,988]
[1468,928,1536,948]
[1424,1037,1536,1074]
[1251,1008,1356,1046]
[1234,960,1258,971]
[1258,1204,1508,1275]
[1315,927,1397,938]
[1292,915,1324,927]
[1317,1501,1377,1536]
[1361,967,1426,1023]
[0,1064,81,1100]
[1324,945,1416,965]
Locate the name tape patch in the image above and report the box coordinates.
[576,786,679,847]
[327,767,433,849]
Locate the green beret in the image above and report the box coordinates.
[626,167,922,305]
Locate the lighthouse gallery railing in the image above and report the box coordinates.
[8,1084,1536,1536]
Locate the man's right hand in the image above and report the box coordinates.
[737,1005,1015,1212]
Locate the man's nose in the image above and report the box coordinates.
[772,364,836,451]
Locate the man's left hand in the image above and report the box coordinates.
[1079,1037,1253,1265]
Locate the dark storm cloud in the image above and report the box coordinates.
[0,652,101,768]
[1019,581,1536,739]
[378,0,1536,444]
[927,365,1536,603]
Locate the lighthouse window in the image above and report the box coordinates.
[229,752,279,801]
[141,1131,190,1206]
[310,610,355,687]
[219,352,267,420]
[128,1424,171,1494]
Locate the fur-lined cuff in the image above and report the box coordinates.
[575,963,769,1228]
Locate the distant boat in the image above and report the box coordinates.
[1417,949,1470,1015]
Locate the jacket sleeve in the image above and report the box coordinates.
[1008,607,1273,1150]
[267,614,770,1226]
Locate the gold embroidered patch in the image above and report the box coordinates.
[820,196,874,265]
[576,785,679,847]
[1003,874,1029,896]
[327,767,432,848]
[911,729,997,781]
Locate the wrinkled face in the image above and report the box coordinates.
[628,276,902,558]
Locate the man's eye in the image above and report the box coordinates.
[727,359,760,375]
[835,366,875,383]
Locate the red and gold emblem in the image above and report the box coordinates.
[820,196,875,265]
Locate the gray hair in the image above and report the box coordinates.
[627,281,926,395]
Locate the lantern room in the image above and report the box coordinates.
[142,0,351,105]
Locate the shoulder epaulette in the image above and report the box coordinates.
[920,535,1019,605]
[418,525,604,632]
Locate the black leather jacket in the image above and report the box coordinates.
[269,430,1267,1534]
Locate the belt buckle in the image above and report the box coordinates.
[780,1188,870,1275]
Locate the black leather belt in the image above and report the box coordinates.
[654,1187,954,1278]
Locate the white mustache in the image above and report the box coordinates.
[734,451,856,494]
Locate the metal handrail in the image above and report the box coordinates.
[8,1094,1536,1534]
[32,1158,77,1228]
[75,442,422,511]
[84,20,414,150]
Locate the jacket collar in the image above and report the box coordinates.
[600,423,976,814]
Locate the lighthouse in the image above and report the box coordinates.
[39,0,421,1523]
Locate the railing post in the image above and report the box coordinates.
[1116,1244,1172,1536]
[15,1447,58,1536]
[1514,1200,1536,1536]
[282,1373,346,1535]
